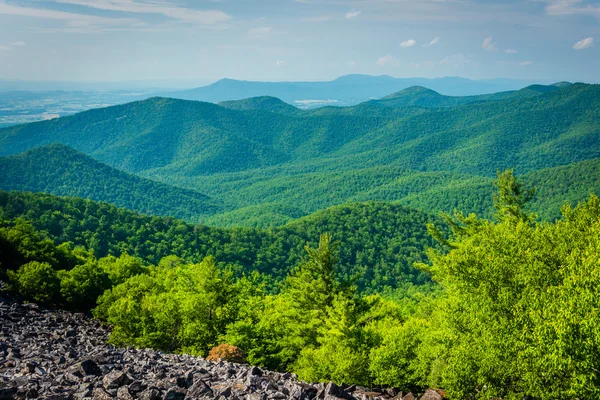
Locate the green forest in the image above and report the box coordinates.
[2,170,600,399]
[1,82,600,226]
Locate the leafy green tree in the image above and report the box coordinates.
[99,253,148,285]
[294,294,373,385]
[417,171,600,399]
[7,261,61,304]
[59,260,110,311]
[493,168,535,222]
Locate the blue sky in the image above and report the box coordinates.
[0,0,598,83]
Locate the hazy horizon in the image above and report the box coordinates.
[0,74,584,90]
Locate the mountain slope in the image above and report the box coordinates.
[218,96,300,115]
[0,144,221,222]
[1,83,598,227]
[0,190,440,291]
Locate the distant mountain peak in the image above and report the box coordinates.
[381,86,442,99]
[218,96,298,114]
[552,81,573,88]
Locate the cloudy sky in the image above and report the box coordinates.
[0,0,598,83]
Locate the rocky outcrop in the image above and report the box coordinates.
[0,293,441,400]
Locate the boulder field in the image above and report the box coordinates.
[0,294,443,400]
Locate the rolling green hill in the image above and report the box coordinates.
[218,96,300,115]
[0,82,598,226]
[0,144,221,222]
[0,190,441,291]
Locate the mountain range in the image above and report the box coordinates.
[164,75,554,108]
[0,81,598,227]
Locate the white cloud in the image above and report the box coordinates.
[400,39,416,48]
[482,36,496,51]
[573,37,594,50]
[248,26,273,38]
[376,54,396,66]
[544,0,600,18]
[275,60,287,67]
[0,1,140,31]
[520,61,533,66]
[56,0,232,24]
[345,9,361,19]
[0,44,10,51]
[505,48,518,54]
[10,41,26,46]
[427,37,440,46]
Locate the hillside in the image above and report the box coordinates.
[0,191,441,291]
[0,144,221,222]
[218,96,300,115]
[1,83,598,226]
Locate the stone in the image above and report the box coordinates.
[128,381,146,394]
[103,370,133,389]
[79,359,102,376]
[164,387,186,400]
[324,383,353,400]
[0,388,18,400]
[419,390,443,400]
[188,380,214,398]
[138,388,162,400]
[92,388,113,400]
[117,386,135,400]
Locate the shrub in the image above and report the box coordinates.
[7,261,61,304]
[206,344,246,363]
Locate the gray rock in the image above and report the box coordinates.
[188,381,214,398]
[79,359,102,376]
[164,387,186,400]
[419,390,443,400]
[324,383,353,400]
[92,387,113,400]
[0,388,18,400]
[138,388,163,400]
[103,370,132,389]
[117,386,135,400]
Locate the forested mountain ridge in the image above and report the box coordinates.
[1,82,598,226]
[0,190,440,291]
[372,82,569,108]
[1,83,597,177]
[0,144,221,222]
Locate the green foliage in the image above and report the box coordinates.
[7,261,61,304]
[99,254,148,285]
[418,189,600,398]
[0,191,440,292]
[1,83,600,227]
[294,294,375,385]
[493,168,535,222]
[95,256,241,355]
[59,260,110,311]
